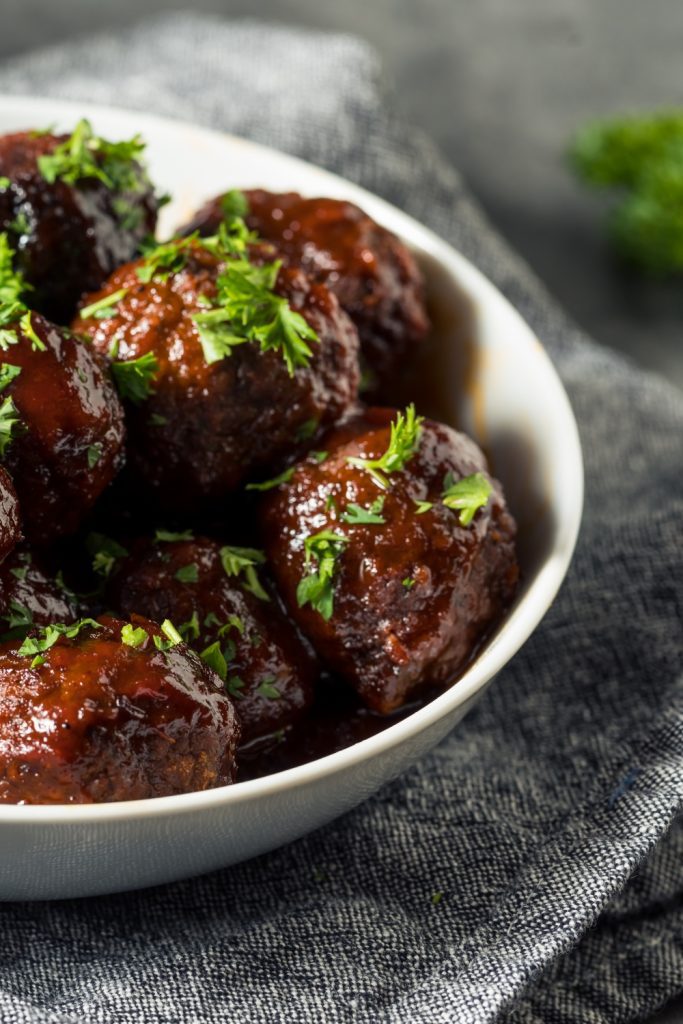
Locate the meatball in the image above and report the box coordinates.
[0,468,20,564]
[260,407,519,713]
[0,124,158,322]
[0,311,126,544]
[108,536,316,745]
[76,237,360,499]
[182,190,430,385]
[0,545,78,636]
[0,614,238,804]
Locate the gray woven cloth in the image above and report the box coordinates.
[0,14,682,1023]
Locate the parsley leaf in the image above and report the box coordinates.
[200,641,228,681]
[0,363,21,393]
[226,675,245,698]
[87,443,103,469]
[79,288,128,321]
[174,563,199,584]
[120,623,148,648]
[220,189,249,219]
[347,405,423,488]
[441,471,492,526]
[219,545,269,602]
[152,619,183,651]
[155,529,194,543]
[0,395,21,456]
[246,466,295,492]
[296,530,349,621]
[179,610,200,642]
[18,618,102,658]
[256,677,281,700]
[86,532,129,578]
[341,496,386,525]
[111,351,159,404]
[36,120,148,194]
[0,233,29,308]
[414,500,433,515]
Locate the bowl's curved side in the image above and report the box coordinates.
[0,688,487,900]
[0,97,583,901]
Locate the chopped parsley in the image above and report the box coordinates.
[309,450,328,464]
[246,466,295,492]
[9,565,28,581]
[179,610,200,642]
[149,413,167,427]
[220,189,249,220]
[347,405,423,488]
[155,528,194,543]
[111,351,159,404]
[87,532,129,577]
[219,545,269,601]
[79,288,128,321]
[295,418,318,442]
[86,443,103,469]
[36,120,148,193]
[256,677,281,700]
[341,496,386,525]
[0,177,9,189]
[218,614,245,637]
[174,563,199,584]
[441,471,492,526]
[152,619,183,651]
[3,600,32,631]
[413,500,433,515]
[120,623,148,648]
[0,233,29,307]
[200,641,228,681]
[296,530,349,621]
[18,618,101,658]
[402,577,416,590]
[0,363,21,393]
[226,675,245,699]
[0,395,21,456]
[19,312,46,352]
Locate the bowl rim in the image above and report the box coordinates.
[0,95,584,825]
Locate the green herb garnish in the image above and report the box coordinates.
[341,496,386,525]
[246,466,295,492]
[0,233,29,308]
[155,529,194,543]
[200,641,228,681]
[120,623,148,648]
[87,532,129,577]
[111,351,159,404]
[226,675,245,698]
[178,610,200,642]
[37,119,147,193]
[86,443,103,469]
[0,395,21,456]
[18,618,102,658]
[413,500,433,515]
[174,563,199,584]
[0,177,9,190]
[219,545,269,602]
[0,363,21,393]
[346,405,423,488]
[152,619,183,651]
[402,577,416,590]
[296,530,349,621]
[441,471,492,526]
[256,677,281,700]
[79,288,128,321]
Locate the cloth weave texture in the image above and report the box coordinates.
[0,14,681,1023]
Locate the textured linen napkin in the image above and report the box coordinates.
[0,15,682,1024]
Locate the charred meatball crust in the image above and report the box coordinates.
[0,312,126,544]
[260,408,519,713]
[182,189,430,385]
[0,130,158,322]
[108,536,317,745]
[77,241,360,499]
[0,545,78,633]
[0,468,20,564]
[0,614,238,804]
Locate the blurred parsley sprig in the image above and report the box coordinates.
[570,110,683,273]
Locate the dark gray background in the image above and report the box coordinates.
[1,2,682,1021]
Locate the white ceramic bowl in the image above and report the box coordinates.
[0,96,583,900]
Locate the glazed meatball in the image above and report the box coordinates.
[0,311,125,544]
[0,614,238,804]
[0,546,78,636]
[108,536,316,745]
[77,237,360,499]
[0,468,20,564]
[182,190,430,385]
[0,124,158,322]
[260,407,519,713]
